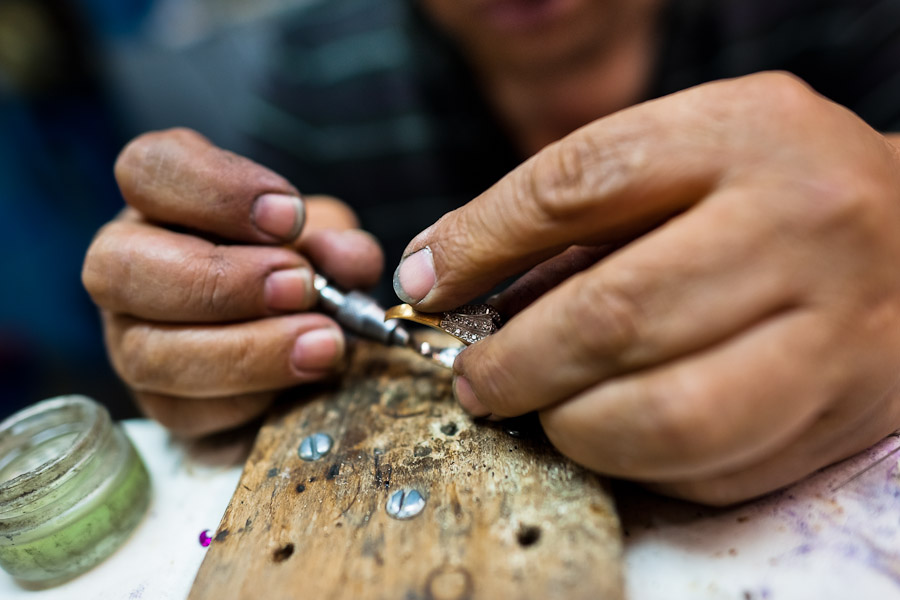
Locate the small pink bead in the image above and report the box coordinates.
[199,529,212,547]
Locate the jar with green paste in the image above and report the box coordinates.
[0,395,151,586]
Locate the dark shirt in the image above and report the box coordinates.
[244,0,900,296]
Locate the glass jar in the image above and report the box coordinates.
[0,395,151,586]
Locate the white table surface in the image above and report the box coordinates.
[2,420,899,599]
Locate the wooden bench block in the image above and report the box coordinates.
[190,340,623,600]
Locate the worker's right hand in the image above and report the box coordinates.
[82,128,383,436]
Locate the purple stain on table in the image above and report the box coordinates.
[795,543,813,555]
[768,434,900,588]
[199,529,212,548]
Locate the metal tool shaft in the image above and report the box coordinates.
[313,274,411,347]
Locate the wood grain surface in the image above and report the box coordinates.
[189,339,623,600]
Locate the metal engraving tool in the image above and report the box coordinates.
[313,274,465,369]
[313,273,412,347]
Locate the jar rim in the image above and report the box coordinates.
[0,395,109,509]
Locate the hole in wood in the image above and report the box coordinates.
[272,543,295,563]
[516,525,541,547]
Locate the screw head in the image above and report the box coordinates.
[298,433,333,461]
[386,489,426,519]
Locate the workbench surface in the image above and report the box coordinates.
[2,420,899,599]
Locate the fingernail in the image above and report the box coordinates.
[393,247,435,304]
[453,376,491,417]
[264,268,312,311]
[252,193,305,241]
[291,328,344,371]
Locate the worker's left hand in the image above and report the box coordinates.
[392,72,900,505]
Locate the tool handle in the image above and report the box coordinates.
[314,274,411,347]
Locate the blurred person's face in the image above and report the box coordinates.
[420,0,666,75]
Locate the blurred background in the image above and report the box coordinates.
[0,0,318,420]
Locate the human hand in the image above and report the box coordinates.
[392,72,900,505]
[83,129,382,436]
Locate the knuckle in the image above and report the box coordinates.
[806,177,869,226]
[720,72,821,141]
[109,312,274,400]
[521,124,646,236]
[636,371,721,464]
[114,128,207,194]
[81,224,117,304]
[115,131,161,179]
[525,137,596,225]
[785,168,886,241]
[733,74,895,249]
[220,331,258,387]
[115,324,166,390]
[187,250,241,318]
[562,274,643,365]
[430,219,491,287]
[118,324,249,394]
[742,71,816,118]
[114,134,149,176]
[750,70,812,96]
[118,128,203,160]
[164,126,208,144]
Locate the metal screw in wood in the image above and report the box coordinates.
[297,433,333,461]
[385,489,426,519]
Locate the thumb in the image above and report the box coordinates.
[390,82,734,311]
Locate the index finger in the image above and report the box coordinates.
[392,73,807,310]
[115,128,305,244]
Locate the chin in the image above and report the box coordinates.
[422,0,620,70]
